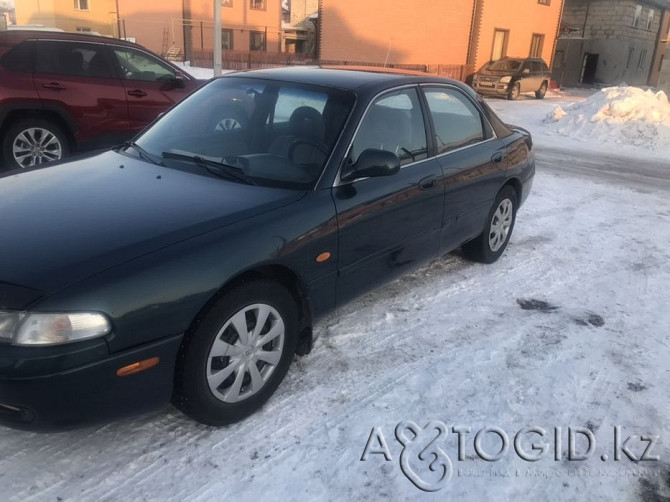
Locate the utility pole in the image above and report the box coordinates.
[213,0,222,76]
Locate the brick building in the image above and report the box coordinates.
[318,0,564,72]
[552,0,670,87]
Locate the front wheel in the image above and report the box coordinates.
[2,118,69,169]
[173,279,299,426]
[462,186,517,263]
[507,83,520,101]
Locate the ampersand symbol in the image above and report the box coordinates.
[395,420,453,492]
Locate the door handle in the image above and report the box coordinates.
[418,175,438,190]
[491,152,505,164]
[42,82,66,91]
[127,89,148,97]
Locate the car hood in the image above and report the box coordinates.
[0,151,305,307]
[477,68,514,77]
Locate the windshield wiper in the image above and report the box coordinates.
[119,141,164,166]
[161,152,256,185]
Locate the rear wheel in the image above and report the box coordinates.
[173,279,299,426]
[535,81,548,99]
[462,185,517,263]
[507,83,520,101]
[2,118,69,169]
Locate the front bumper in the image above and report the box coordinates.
[472,81,511,96]
[0,333,183,430]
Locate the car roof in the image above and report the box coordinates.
[220,65,467,93]
[0,30,142,50]
[496,57,546,63]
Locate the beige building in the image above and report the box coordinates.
[15,0,118,36]
[319,0,563,72]
[117,0,282,59]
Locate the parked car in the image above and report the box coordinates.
[0,67,535,429]
[471,57,551,100]
[0,30,203,169]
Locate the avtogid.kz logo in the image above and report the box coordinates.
[360,422,660,492]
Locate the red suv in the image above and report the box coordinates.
[0,30,202,169]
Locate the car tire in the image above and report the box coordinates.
[2,118,69,170]
[507,83,520,101]
[462,185,517,264]
[173,279,300,426]
[535,81,548,99]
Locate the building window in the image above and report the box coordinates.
[76,27,92,32]
[638,49,647,70]
[222,0,233,6]
[530,34,545,58]
[250,0,265,9]
[250,31,266,51]
[633,4,643,28]
[646,9,655,30]
[74,0,90,10]
[222,29,233,50]
[538,0,550,5]
[625,47,635,69]
[491,29,509,61]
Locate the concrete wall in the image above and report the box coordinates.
[554,0,664,86]
[659,45,670,92]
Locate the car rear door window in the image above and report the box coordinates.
[36,41,116,78]
[1,40,36,72]
[111,47,175,82]
[350,88,428,166]
[423,88,486,153]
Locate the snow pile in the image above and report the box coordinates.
[545,86,670,149]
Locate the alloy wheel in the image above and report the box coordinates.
[488,198,514,252]
[12,127,63,167]
[215,118,243,131]
[206,303,285,403]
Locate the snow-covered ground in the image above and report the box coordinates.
[2,69,669,501]
[487,87,670,162]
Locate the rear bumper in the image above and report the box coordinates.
[0,334,182,431]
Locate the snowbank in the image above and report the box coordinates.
[545,86,670,150]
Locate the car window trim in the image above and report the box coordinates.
[419,83,498,158]
[333,84,431,187]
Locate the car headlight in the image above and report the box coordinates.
[500,76,512,84]
[0,311,111,346]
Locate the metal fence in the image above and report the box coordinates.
[191,50,474,82]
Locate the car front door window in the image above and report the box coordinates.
[348,88,428,169]
[111,47,175,82]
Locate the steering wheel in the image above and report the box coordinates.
[287,138,329,163]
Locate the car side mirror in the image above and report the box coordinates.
[522,68,530,75]
[174,73,186,88]
[342,149,400,182]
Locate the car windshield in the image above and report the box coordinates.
[487,60,523,72]
[135,77,355,190]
